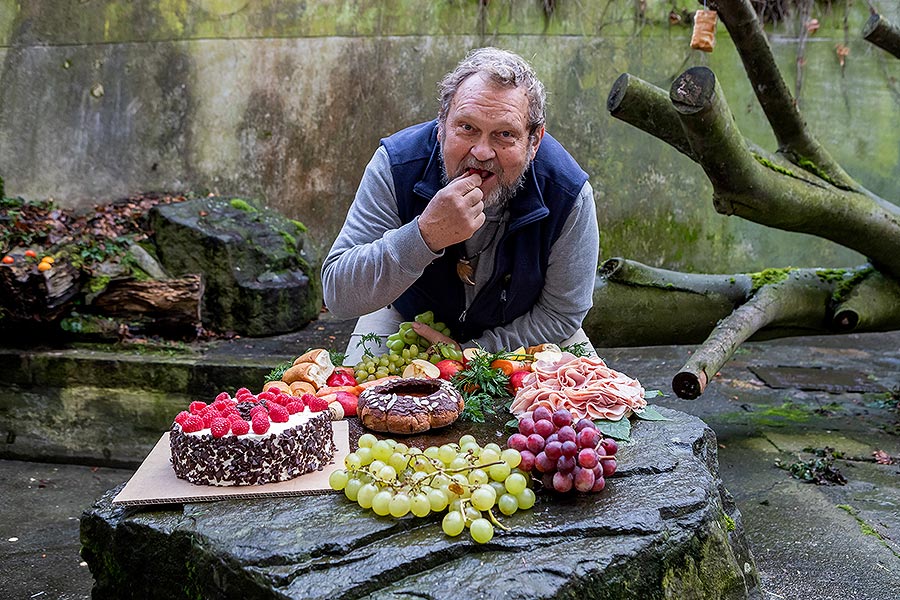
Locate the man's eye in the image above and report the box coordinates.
[500,131,512,138]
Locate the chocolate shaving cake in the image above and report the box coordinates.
[357,377,464,434]
[170,408,336,487]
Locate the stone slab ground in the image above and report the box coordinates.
[0,316,898,598]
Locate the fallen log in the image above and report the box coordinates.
[90,275,203,338]
[0,254,82,322]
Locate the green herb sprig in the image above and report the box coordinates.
[452,347,512,423]
[356,332,383,357]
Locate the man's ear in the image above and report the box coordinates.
[529,125,545,160]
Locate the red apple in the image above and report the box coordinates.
[333,391,358,417]
[507,370,532,395]
[435,359,464,381]
[327,367,357,387]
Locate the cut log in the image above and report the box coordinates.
[0,256,82,322]
[670,265,900,399]
[90,275,203,337]
[863,13,900,59]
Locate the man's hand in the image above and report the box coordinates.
[418,171,485,252]
[411,321,462,354]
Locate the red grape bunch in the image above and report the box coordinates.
[507,406,618,493]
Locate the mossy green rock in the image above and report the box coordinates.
[81,408,761,599]
[149,197,320,336]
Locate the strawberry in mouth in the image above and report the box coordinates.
[465,167,495,183]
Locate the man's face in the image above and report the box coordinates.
[439,72,543,207]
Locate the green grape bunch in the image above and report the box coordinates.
[352,311,460,383]
[328,433,535,544]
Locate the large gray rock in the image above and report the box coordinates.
[81,408,761,599]
[149,197,320,337]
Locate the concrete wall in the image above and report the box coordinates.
[1,0,898,273]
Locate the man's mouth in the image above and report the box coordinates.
[465,168,495,182]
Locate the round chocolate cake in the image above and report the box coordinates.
[357,377,464,434]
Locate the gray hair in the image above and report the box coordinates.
[437,47,546,135]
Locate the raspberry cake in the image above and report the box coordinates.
[170,389,336,486]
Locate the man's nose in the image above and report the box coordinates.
[470,136,496,162]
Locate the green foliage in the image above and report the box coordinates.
[265,361,293,383]
[290,219,308,233]
[775,449,847,485]
[452,347,510,423]
[561,341,591,357]
[594,416,631,440]
[329,349,347,367]
[356,332,383,357]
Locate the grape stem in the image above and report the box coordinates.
[486,508,510,531]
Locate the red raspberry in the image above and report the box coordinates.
[231,419,250,436]
[266,393,287,406]
[249,405,268,418]
[210,417,230,438]
[202,413,216,429]
[300,393,317,406]
[305,395,329,412]
[212,399,232,412]
[189,401,207,415]
[174,411,191,426]
[258,391,276,402]
[214,391,231,402]
[200,404,218,417]
[181,415,204,433]
[251,412,270,434]
[235,387,252,397]
[268,402,289,423]
[286,401,304,414]
[226,412,245,425]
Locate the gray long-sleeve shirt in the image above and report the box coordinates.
[322,145,599,351]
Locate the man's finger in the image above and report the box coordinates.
[411,322,459,349]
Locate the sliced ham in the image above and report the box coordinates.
[512,354,646,421]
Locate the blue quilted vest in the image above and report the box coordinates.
[382,120,588,342]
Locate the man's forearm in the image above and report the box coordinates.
[322,147,441,318]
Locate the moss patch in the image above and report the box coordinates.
[750,268,793,293]
[752,153,796,177]
[831,266,875,303]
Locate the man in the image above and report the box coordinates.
[323,47,599,366]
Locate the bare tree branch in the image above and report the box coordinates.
[669,67,900,280]
[705,0,859,190]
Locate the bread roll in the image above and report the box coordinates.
[282,361,328,388]
[293,348,335,376]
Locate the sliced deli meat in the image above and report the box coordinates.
[510,353,646,421]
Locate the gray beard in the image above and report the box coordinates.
[439,148,529,209]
